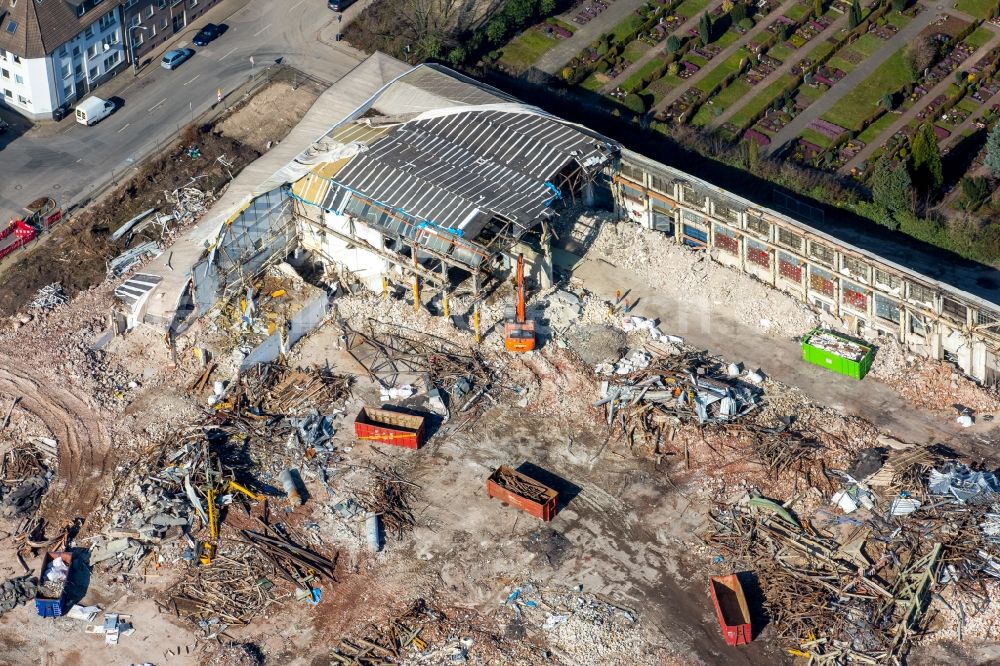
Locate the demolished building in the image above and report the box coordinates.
[113,52,1000,385]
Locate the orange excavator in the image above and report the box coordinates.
[503,253,536,352]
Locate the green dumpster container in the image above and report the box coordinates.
[801,328,874,380]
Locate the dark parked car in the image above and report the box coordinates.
[328,0,355,10]
[192,23,223,46]
[161,48,194,71]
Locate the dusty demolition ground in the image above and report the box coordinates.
[0,84,1000,666]
[0,220,998,666]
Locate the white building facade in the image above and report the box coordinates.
[0,1,126,119]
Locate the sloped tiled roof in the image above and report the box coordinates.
[0,0,112,59]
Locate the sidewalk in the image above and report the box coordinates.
[535,0,650,75]
[649,0,800,114]
[840,23,1000,173]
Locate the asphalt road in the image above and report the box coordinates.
[0,0,369,223]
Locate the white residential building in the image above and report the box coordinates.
[0,0,125,120]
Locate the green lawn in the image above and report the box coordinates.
[966,26,994,49]
[715,30,741,49]
[959,97,982,113]
[696,49,749,93]
[609,15,645,44]
[710,78,752,110]
[728,73,797,129]
[827,54,859,74]
[956,0,997,19]
[622,56,667,91]
[499,29,559,72]
[692,102,722,126]
[689,53,710,68]
[580,72,607,92]
[797,83,825,102]
[644,76,680,105]
[856,110,899,144]
[822,49,910,130]
[799,127,834,148]
[676,0,711,18]
[852,33,887,57]
[624,39,651,62]
[886,12,912,29]
[809,39,837,62]
[786,5,809,21]
[769,44,795,62]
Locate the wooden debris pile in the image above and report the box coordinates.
[161,545,279,638]
[707,446,1000,664]
[358,464,418,541]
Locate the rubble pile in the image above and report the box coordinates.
[587,219,819,338]
[500,582,650,663]
[596,346,763,428]
[708,446,1000,661]
[0,575,36,614]
[28,283,67,311]
[869,334,1000,414]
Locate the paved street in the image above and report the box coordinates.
[0,0,368,223]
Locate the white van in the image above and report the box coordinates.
[75,96,115,126]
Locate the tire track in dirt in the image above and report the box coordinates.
[0,363,111,523]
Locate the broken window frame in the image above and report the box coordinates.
[778,251,804,284]
[648,173,673,196]
[941,297,968,324]
[776,227,803,253]
[809,266,835,298]
[620,162,646,184]
[907,281,935,308]
[618,182,644,203]
[873,268,902,296]
[745,215,770,240]
[874,294,901,325]
[746,238,771,269]
[714,224,739,255]
[681,183,708,209]
[808,240,834,268]
[651,197,676,234]
[842,279,869,312]
[841,255,870,283]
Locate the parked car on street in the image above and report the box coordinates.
[193,23,224,46]
[74,96,116,126]
[328,0,356,10]
[161,48,194,71]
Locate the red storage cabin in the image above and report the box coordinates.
[486,465,558,521]
[354,407,426,449]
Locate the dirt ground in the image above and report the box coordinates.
[216,80,319,153]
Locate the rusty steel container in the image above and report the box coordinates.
[486,465,558,521]
[354,407,426,449]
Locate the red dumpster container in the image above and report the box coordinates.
[709,574,753,646]
[354,407,426,449]
[486,465,558,521]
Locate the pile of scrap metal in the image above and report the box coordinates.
[345,321,499,415]
[594,348,763,442]
[707,446,1000,664]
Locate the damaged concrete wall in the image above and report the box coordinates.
[298,210,390,292]
[613,149,1000,385]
